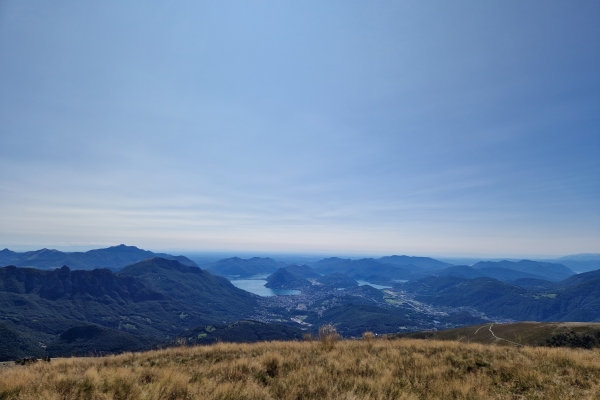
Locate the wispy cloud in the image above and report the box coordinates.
[0,1,598,256]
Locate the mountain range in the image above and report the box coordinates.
[553,254,600,273]
[0,244,197,271]
[312,257,425,280]
[432,265,546,282]
[0,263,206,339]
[403,268,600,322]
[1,245,580,284]
[0,257,259,360]
[0,245,598,361]
[471,260,574,281]
[307,257,576,284]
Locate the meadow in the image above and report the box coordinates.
[1,336,599,400]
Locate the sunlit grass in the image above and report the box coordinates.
[1,338,599,399]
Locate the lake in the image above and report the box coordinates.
[356,280,392,290]
[230,278,301,297]
[229,276,395,296]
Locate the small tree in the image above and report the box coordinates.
[318,324,340,349]
[302,333,314,342]
[362,331,375,342]
[362,331,375,350]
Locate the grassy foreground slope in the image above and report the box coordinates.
[1,339,599,399]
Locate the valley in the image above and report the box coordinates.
[0,245,599,361]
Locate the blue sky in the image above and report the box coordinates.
[0,1,598,257]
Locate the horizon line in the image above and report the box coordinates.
[1,243,598,261]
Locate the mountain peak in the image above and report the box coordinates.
[121,257,201,274]
[0,245,197,271]
[265,268,310,290]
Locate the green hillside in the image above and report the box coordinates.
[46,324,156,357]
[405,274,600,322]
[119,258,257,322]
[394,321,600,349]
[315,273,358,288]
[265,268,311,290]
[282,264,321,279]
[0,265,211,344]
[0,323,45,361]
[180,320,304,345]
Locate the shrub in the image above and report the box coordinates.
[545,330,600,349]
[362,331,375,342]
[263,354,281,378]
[302,333,314,342]
[318,324,340,349]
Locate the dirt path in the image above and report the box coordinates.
[488,324,523,347]
[474,324,523,346]
[474,325,486,334]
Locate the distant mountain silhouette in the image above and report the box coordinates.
[558,253,600,261]
[0,244,197,271]
[312,257,420,281]
[471,260,574,281]
[206,257,285,277]
[557,260,600,273]
[552,255,600,273]
[553,269,600,289]
[434,265,550,282]
[553,253,600,273]
[378,255,451,271]
[282,264,321,279]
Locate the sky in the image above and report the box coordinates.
[0,1,598,257]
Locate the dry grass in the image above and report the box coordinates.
[1,338,599,399]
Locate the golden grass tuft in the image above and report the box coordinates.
[1,338,599,399]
